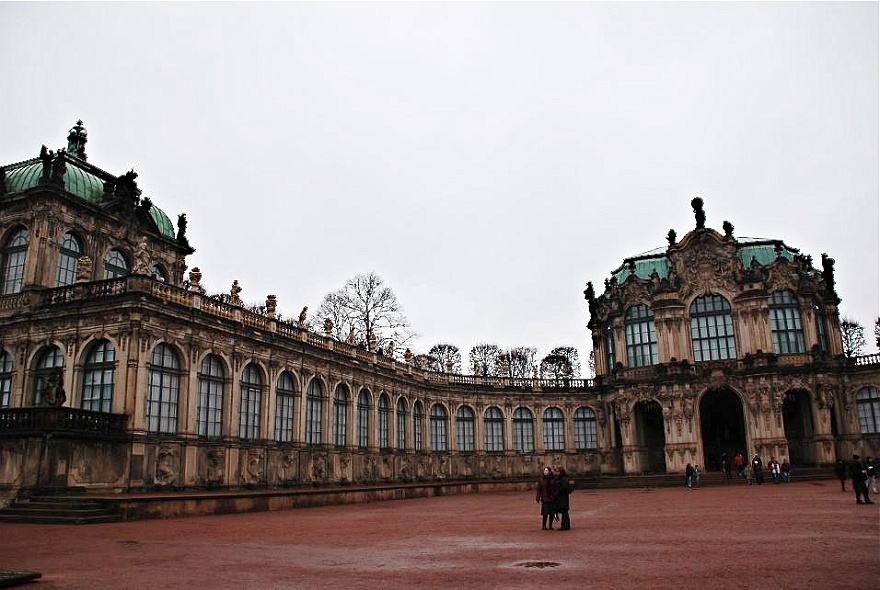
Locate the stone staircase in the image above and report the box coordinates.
[0,491,122,525]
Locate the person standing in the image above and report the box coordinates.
[834,459,847,492]
[734,452,746,480]
[535,466,558,529]
[850,454,873,505]
[721,452,733,484]
[751,454,764,485]
[693,465,702,488]
[554,467,572,531]
[685,463,695,489]
[865,457,877,495]
[781,458,792,483]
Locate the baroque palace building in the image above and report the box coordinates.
[0,122,878,496]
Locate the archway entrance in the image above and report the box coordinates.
[699,389,747,471]
[634,400,666,473]
[783,390,815,465]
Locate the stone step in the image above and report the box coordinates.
[0,497,122,525]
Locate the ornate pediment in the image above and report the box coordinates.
[669,229,739,299]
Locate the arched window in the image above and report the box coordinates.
[604,319,616,372]
[625,304,658,367]
[856,386,880,434]
[357,389,371,449]
[456,406,475,452]
[413,401,424,452]
[81,340,115,413]
[378,394,391,450]
[0,350,13,408]
[32,346,64,406]
[770,291,805,354]
[274,372,296,443]
[396,398,408,450]
[150,264,168,282]
[55,232,82,287]
[690,294,737,361]
[1,228,29,295]
[231,366,260,433]
[333,384,350,447]
[197,355,225,439]
[103,248,129,279]
[484,407,504,452]
[574,407,598,450]
[513,407,535,453]
[430,404,448,451]
[305,379,325,445]
[543,407,565,451]
[147,344,181,434]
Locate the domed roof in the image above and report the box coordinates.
[1,122,177,241]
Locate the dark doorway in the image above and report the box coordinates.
[783,390,815,465]
[634,400,666,473]
[699,389,747,471]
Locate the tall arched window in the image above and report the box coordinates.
[333,384,350,447]
[378,394,391,450]
[55,232,83,287]
[0,350,13,408]
[103,248,129,279]
[543,407,565,451]
[81,340,115,413]
[197,355,225,439]
[1,228,29,295]
[625,304,658,367]
[147,344,181,434]
[413,401,424,452]
[856,386,880,434]
[430,404,448,451]
[484,407,504,452]
[690,294,737,361]
[770,291,805,354]
[274,372,296,443]
[305,379,325,445]
[239,365,262,441]
[604,319,616,372]
[396,398,408,450]
[513,407,535,453]
[574,407,598,450]
[456,406,475,452]
[32,346,64,406]
[150,264,168,282]
[357,389,371,449]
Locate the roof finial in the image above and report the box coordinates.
[67,119,88,161]
[691,197,705,230]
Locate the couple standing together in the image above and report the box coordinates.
[535,466,573,531]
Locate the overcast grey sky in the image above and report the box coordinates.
[2,2,878,363]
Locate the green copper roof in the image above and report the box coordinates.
[614,255,671,282]
[149,206,175,239]
[737,242,795,267]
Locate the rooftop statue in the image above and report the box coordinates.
[0,167,6,196]
[722,220,734,239]
[666,229,676,246]
[821,253,836,293]
[691,197,705,230]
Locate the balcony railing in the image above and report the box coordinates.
[0,407,130,436]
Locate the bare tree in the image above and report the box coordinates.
[316,272,414,350]
[412,354,436,371]
[539,346,581,378]
[840,317,866,359]
[499,346,537,378]
[469,343,501,376]
[428,343,461,373]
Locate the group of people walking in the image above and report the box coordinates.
[535,466,573,530]
[834,454,878,505]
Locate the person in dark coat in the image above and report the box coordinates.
[751,454,764,485]
[850,454,873,505]
[535,466,557,530]
[834,459,847,491]
[554,467,572,531]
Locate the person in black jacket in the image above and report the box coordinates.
[751,454,764,485]
[850,454,873,505]
[554,467,573,531]
[834,459,847,491]
[535,466,557,530]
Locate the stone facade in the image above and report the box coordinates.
[0,126,878,495]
